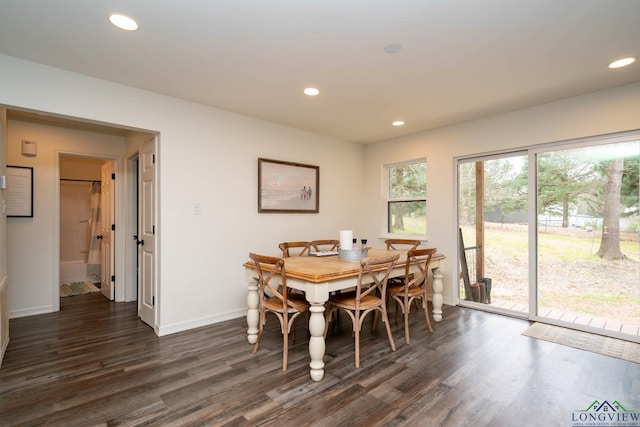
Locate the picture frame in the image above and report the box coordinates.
[6,165,34,217]
[258,158,319,213]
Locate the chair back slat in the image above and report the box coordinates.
[356,253,400,307]
[278,241,311,257]
[385,239,421,251]
[310,239,340,252]
[250,253,289,309]
[405,248,437,290]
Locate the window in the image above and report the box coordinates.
[386,160,427,236]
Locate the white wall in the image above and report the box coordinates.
[0,54,365,334]
[362,82,640,306]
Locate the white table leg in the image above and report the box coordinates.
[308,303,326,381]
[246,280,259,344]
[431,267,444,322]
[304,283,329,381]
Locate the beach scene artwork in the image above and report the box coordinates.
[258,158,319,213]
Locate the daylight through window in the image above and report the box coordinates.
[387,160,427,236]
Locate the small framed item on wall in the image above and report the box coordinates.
[258,158,319,213]
[6,166,34,217]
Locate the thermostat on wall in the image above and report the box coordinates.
[22,139,37,157]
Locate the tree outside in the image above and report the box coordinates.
[389,162,426,235]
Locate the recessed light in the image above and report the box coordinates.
[304,87,320,96]
[608,57,635,69]
[392,120,405,126]
[109,14,138,31]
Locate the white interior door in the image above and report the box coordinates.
[100,161,115,300]
[138,137,156,327]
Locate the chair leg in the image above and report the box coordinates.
[354,324,360,368]
[404,301,411,345]
[252,331,262,354]
[381,307,396,352]
[324,305,334,338]
[423,299,433,333]
[252,313,264,354]
[282,322,289,372]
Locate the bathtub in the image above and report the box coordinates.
[60,260,90,283]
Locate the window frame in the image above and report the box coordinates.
[383,158,427,240]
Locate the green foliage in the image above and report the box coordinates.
[626,218,639,233]
[484,157,528,216]
[537,150,601,217]
[458,156,529,225]
[621,155,639,217]
[389,162,426,199]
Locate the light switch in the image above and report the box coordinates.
[193,202,201,215]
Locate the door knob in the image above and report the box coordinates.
[96,235,103,240]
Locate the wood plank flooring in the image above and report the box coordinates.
[1,293,638,426]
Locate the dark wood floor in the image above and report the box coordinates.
[1,294,638,427]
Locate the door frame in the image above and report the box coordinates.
[100,160,116,300]
[123,154,139,303]
[123,135,159,330]
[54,152,126,310]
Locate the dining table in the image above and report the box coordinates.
[243,248,446,381]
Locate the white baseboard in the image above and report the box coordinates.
[156,308,246,337]
[9,305,54,319]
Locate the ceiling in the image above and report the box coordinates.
[1,0,639,143]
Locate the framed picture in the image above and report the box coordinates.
[6,165,34,217]
[258,158,319,213]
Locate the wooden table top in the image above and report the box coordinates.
[244,248,445,283]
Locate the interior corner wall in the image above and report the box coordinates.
[0,54,365,334]
[362,82,640,307]
[6,120,125,317]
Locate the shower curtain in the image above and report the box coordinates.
[87,182,101,282]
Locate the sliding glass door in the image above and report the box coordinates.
[458,153,529,315]
[534,138,639,333]
[458,132,640,339]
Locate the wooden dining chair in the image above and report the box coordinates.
[324,253,400,368]
[385,239,421,251]
[278,241,311,257]
[387,248,437,345]
[385,239,421,284]
[249,252,310,371]
[310,239,340,252]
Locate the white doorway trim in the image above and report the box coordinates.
[123,153,139,303]
[54,152,126,310]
